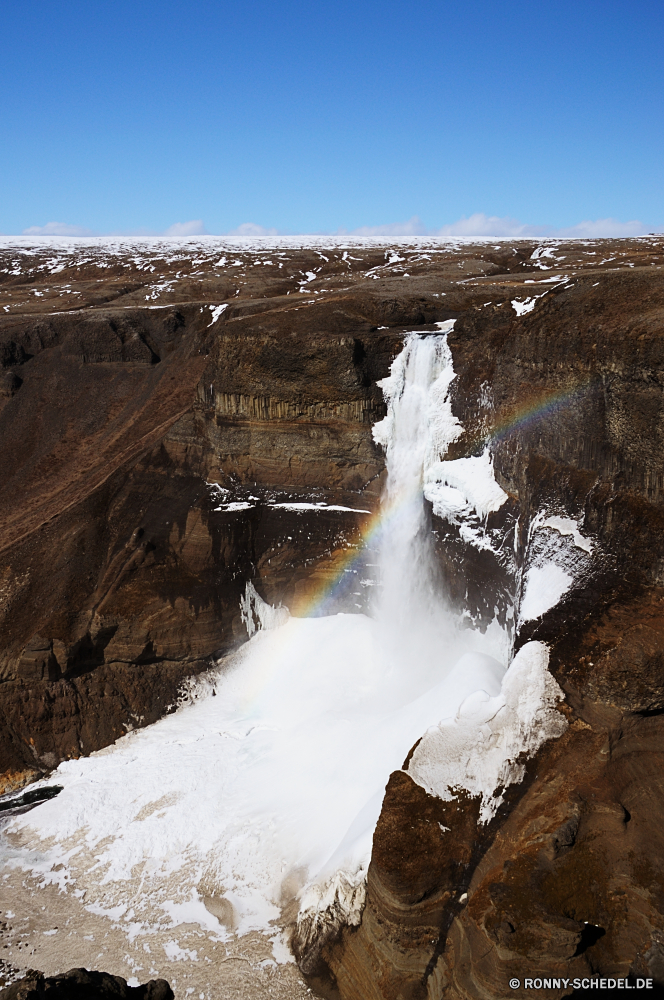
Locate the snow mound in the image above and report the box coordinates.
[407,641,567,823]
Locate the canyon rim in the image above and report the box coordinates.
[1,234,664,999]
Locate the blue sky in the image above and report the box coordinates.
[1,0,662,237]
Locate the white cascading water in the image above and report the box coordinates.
[2,329,555,986]
[372,331,464,686]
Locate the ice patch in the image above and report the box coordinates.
[268,502,370,514]
[206,482,228,498]
[240,581,290,637]
[161,893,227,939]
[270,929,295,964]
[519,564,573,623]
[425,449,508,520]
[511,296,540,316]
[524,274,570,284]
[207,303,228,326]
[163,941,198,962]
[85,902,128,920]
[207,482,261,513]
[298,271,317,290]
[514,510,594,626]
[145,279,176,301]
[530,245,559,269]
[541,515,592,553]
[295,870,366,971]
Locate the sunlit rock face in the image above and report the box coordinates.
[2,235,664,997]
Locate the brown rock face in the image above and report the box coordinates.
[317,772,486,1000]
[433,712,664,998]
[3,236,664,996]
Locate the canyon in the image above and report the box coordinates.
[1,234,664,999]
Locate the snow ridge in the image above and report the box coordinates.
[407,640,566,823]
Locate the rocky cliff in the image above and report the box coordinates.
[2,235,664,996]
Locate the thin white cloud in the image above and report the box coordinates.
[551,218,646,238]
[13,214,657,242]
[19,220,209,238]
[225,222,279,237]
[341,213,653,240]
[343,216,427,238]
[22,221,97,237]
[162,219,208,237]
[433,213,542,239]
[431,213,651,239]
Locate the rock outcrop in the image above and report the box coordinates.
[0,968,172,999]
[2,235,664,996]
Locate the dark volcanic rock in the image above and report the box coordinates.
[0,968,172,999]
[427,711,664,997]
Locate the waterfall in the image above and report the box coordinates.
[372,330,462,685]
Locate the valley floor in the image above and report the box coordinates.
[0,869,314,999]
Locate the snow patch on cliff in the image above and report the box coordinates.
[519,565,574,623]
[516,511,594,626]
[511,296,540,315]
[541,515,593,554]
[268,501,370,513]
[207,303,228,326]
[424,449,509,546]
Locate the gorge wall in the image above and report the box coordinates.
[2,235,664,997]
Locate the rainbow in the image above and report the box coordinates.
[288,487,422,619]
[286,373,598,620]
[489,376,597,444]
[235,344,601,721]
